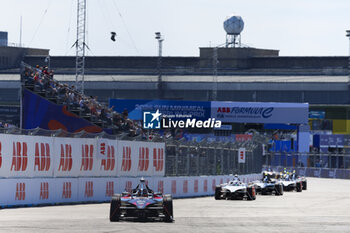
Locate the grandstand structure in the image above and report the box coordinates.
[0,47,349,133]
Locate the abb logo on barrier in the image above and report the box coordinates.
[62,182,72,199]
[203,180,208,192]
[183,180,188,193]
[105,181,114,197]
[81,144,94,171]
[125,181,132,193]
[121,146,131,171]
[212,179,216,191]
[138,147,149,171]
[194,180,198,193]
[11,142,28,171]
[84,181,94,198]
[100,144,115,171]
[153,148,164,172]
[226,178,230,183]
[39,182,49,200]
[34,143,51,171]
[59,144,72,172]
[220,178,223,185]
[15,182,25,201]
[0,142,2,168]
[171,180,176,194]
[157,180,164,193]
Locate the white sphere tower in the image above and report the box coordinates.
[223,14,244,47]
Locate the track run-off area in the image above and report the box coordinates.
[0,178,350,233]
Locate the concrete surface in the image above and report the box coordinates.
[0,177,350,233]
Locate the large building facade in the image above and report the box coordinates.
[0,47,349,132]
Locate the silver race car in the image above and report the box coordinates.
[215,176,256,201]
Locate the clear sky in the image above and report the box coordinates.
[1,0,349,57]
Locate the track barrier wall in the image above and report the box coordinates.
[0,133,261,207]
[0,174,262,207]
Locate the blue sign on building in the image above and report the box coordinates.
[109,99,211,121]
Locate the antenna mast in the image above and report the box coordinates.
[19,15,22,47]
[75,0,87,94]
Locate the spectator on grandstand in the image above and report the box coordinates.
[122,109,128,119]
[21,63,146,136]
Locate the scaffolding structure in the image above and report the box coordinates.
[75,0,87,94]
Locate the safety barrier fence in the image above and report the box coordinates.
[0,174,262,207]
[264,152,350,169]
[264,152,350,179]
[165,140,262,176]
[0,131,263,207]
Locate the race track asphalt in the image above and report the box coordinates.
[1,177,350,233]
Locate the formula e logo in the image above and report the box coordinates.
[157,180,164,193]
[183,180,188,193]
[11,142,28,171]
[138,147,149,171]
[121,146,131,171]
[62,182,72,199]
[125,181,132,193]
[171,180,176,194]
[203,180,208,192]
[34,143,51,171]
[59,144,73,171]
[81,144,94,171]
[143,109,161,129]
[105,181,114,197]
[15,183,25,201]
[39,182,49,200]
[84,181,93,198]
[194,180,198,193]
[101,145,115,171]
[153,148,164,172]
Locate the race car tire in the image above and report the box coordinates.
[163,194,174,222]
[275,184,283,196]
[110,194,121,222]
[246,186,256,201]
[215,186,222,200]
[296,182,302,192]
[302,180,307,190]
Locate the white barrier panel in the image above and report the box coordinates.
[0,134,166,178]
[52,178,79,203]
[0,134,32,177]
[53,138,120,177]
[0,135,54,178]
[117,141,165,177]
[96,139,118,177]
[0,179,10,206]
[52,137,79,177]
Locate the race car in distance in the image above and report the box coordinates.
[253,172,284,195]
[110,178,173,222]
[290,170,307,190]
[215,175,256,200]
[279,171,303,192]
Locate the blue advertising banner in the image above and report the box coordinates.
[109,99,211,121]
[109,99,309,125]
[22,89,103,133]
[309,111,325,119]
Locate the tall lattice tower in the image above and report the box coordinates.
[75,0,87,94]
